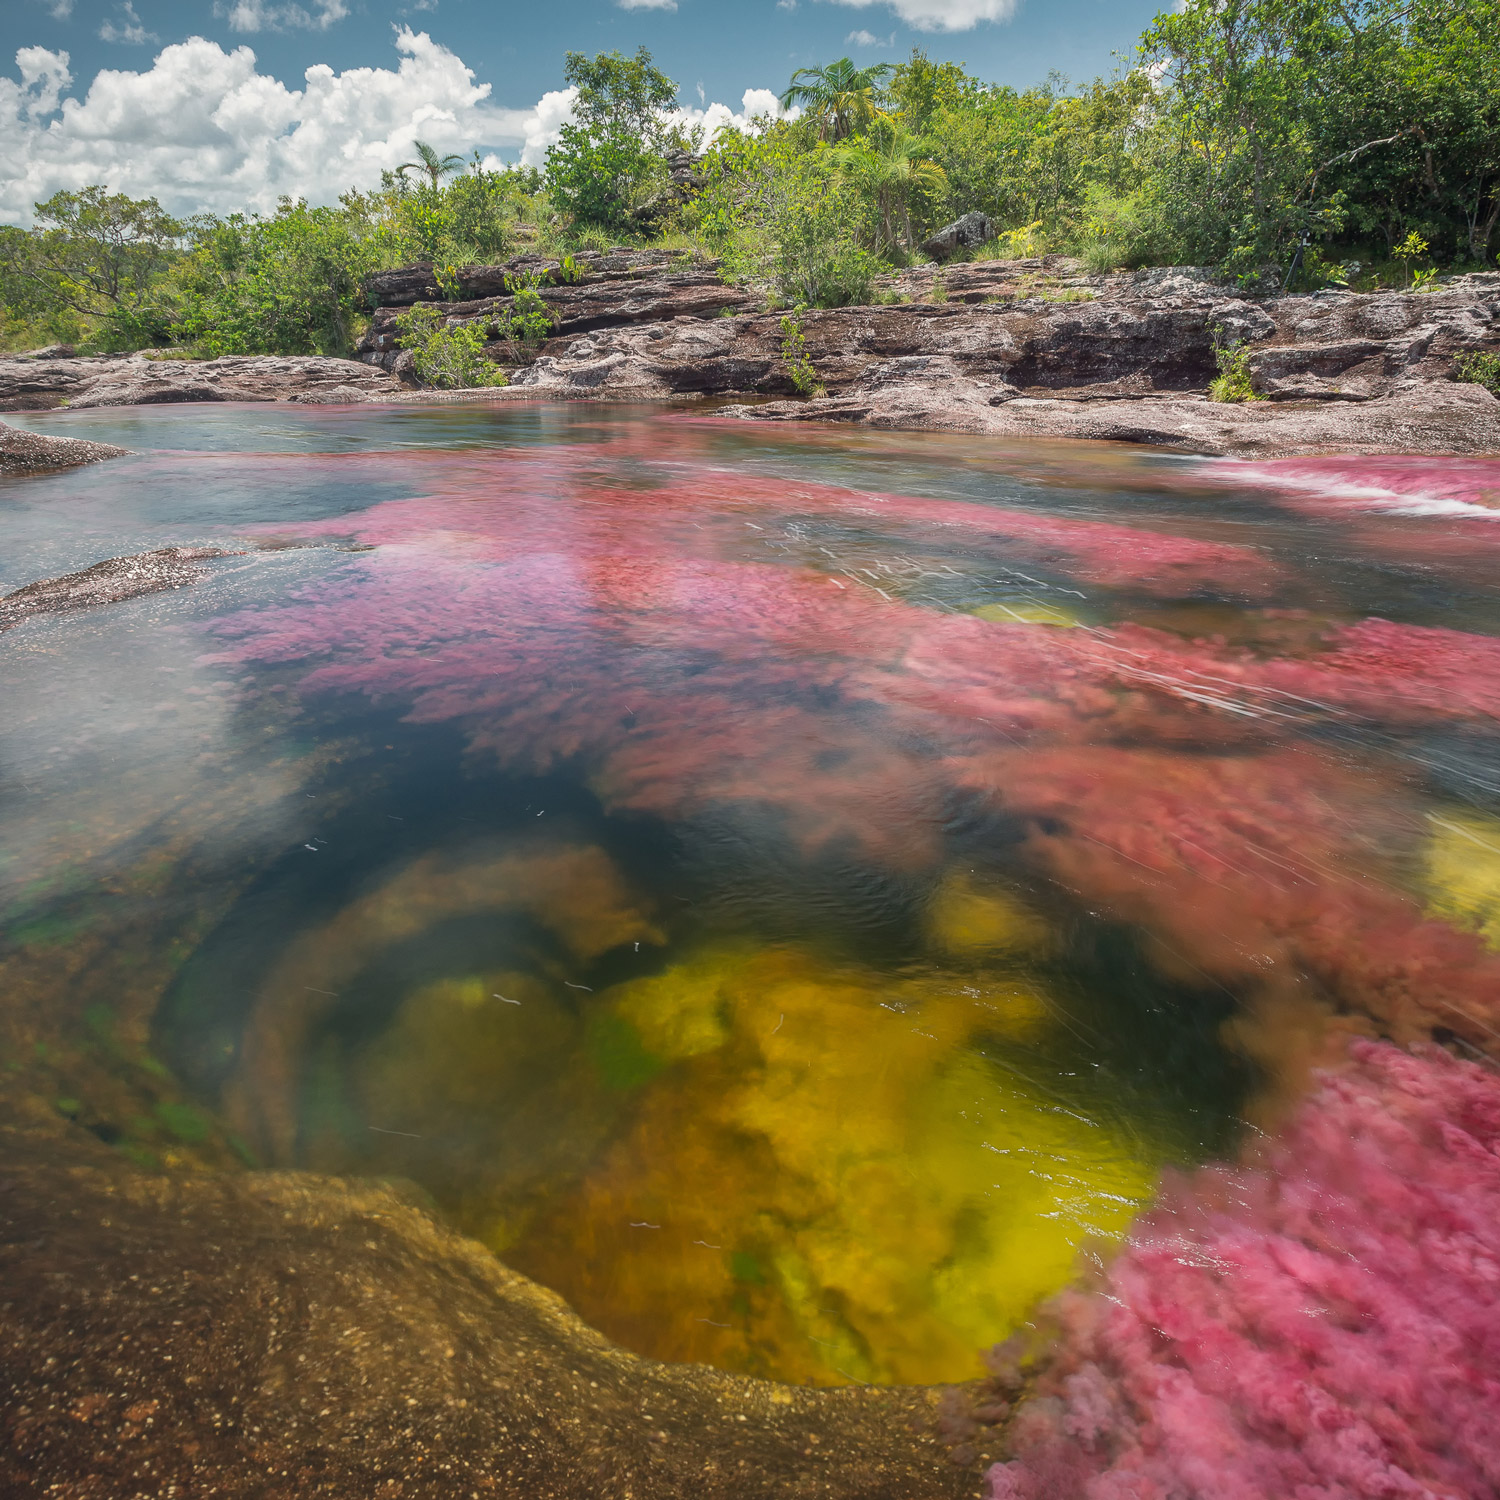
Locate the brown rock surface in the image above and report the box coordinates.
[0,417,128,475]
[0,353,402,414]
[0,546,232,631]
[360,251,1498,454]
[0,1121,979,1500]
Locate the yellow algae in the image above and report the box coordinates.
[610,949,736,1061]
[506,945,1159,1387]
[923,871,1053,961]
[971,600,1083,628]
[1426,811,1500,950]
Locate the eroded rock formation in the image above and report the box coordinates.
[0,1119,977,1500]
[355,252,1500,456]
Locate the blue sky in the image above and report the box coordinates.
[21,0,1167,115]
[3,0,1170,222]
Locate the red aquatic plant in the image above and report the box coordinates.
[965,743,1500,1049]
[987,1039,1500,1500]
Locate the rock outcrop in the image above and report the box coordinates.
[353,252,1500,455]
[0,417,128,475]
[5,253,1496,457]
[0,546,231,630]
[0,352,402,413]
[0,1121,976,1500]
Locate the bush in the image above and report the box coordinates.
[1208,333,1260,403]
[394,304,507,389]
[778,314,824,396]
[504,276,556,345]
[1456,351,1500,396]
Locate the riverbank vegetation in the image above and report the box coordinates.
[1,0,1495,357]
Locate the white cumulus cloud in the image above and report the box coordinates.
[846,28,896,46]
[0,30,531,222]
[616,0,678,9]
[819,0,1018,31]
[1,34,793,222]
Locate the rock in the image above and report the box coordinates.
[0,353,403,413]
[0,417,128,475]
[738,373,1500,458]
[920,212,997,263]
[0,546,231,630]
[0,1122,976,1500]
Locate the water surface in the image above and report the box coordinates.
[4,401,1497,1387]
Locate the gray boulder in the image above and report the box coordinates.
[920,212,997,263]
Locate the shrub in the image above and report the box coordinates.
[393,303,507,389]
[1455,351,1500,396]
[778,314,824,397]
[1208,330,1260,403]
[503,275,556,345]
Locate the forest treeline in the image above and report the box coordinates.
[1,0,1497,357]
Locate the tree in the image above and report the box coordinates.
[780,58,896,143]
[0,187,181,344]
[829,117,947,254]
[546,47,681,233]
[400,140,467,191]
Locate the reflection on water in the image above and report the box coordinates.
[3,402,1499,1388]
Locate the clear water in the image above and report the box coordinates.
[3,401,1498,1388]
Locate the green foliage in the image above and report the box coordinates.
[0,187,181,349]
[1456,351,1500,396]
[1208,331,1261,403]
[503,274,556,344]
[778,314,824,396]
[546,48,681,234]
[393,303,507,389]
[174,198,382,357]
[780,57,896,142]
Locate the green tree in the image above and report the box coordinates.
[780,58,896,143]
[546,48,680,234]
[0,187,181,346]
[829,116,947,254]
[174,197,383,357]
[400,140,466,191]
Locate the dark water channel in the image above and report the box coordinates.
[3,401,1498,1389]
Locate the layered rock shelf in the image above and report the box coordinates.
[4,250,1497,458]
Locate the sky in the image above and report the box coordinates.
[2,0,1169,224]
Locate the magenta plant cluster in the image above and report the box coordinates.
[989,1040,1500,1500]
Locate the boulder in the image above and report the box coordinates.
[920,212,997,263]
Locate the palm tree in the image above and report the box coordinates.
[399,140,466,191]
[780,58,895,143]
[829,116,947,254]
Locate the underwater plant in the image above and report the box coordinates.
[987,1039,1500,1500]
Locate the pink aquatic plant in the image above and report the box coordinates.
[987,1039,1500,1500]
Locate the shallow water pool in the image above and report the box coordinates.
[3,400,1498,1388]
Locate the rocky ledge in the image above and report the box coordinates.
[360,252,1500,457]
[0,417,129,475]
[0,351,402,414]
[0,1120,978,1500]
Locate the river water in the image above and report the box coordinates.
[2,401,1498,1390]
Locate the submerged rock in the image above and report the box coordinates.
[0,546,231,630]
[0,417,127,475]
